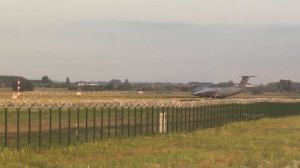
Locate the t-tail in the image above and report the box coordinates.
[239,76,256,89]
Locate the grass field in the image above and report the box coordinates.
[0,116,299,168]
[1,89,300,103]
[0,90,299,167]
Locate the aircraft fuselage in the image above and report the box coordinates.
[191,76,255,98]
[192,86,246,98]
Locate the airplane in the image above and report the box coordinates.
[191,76,256,98]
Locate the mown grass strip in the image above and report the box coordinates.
[0,116,299,168]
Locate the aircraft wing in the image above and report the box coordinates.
[192,87,217,97]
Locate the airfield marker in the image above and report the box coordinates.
[159,112,167,133]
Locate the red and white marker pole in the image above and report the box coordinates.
[17,80,21,97]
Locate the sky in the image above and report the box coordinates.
[1,0,300,84]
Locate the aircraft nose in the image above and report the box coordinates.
[192,90,203,96]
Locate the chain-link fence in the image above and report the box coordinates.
[0,101,299,150]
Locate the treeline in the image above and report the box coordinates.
[1,75,300,93]
[71,79,192,92]
[250,80,300,94]
[0,75,34,91]
[63,79,300,93]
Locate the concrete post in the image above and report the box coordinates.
[159,112,167,133]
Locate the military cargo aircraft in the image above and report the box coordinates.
[191,76,256,98]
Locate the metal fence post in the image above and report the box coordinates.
[196,106,199,129]
[76,108,80,143]
[17,108,20,150]
[217,105,220,126]
[151,106,154,135]
[93,107,96,141]
[225,104,230,124]
[216,104,219,126]
[176,107,179,132]
[188,106,191,131]
[28,108,31,146]
[166,106,169,134]
[157,106,160,133]
[4,108,7,148]
[270,103,274,118]
[59,108,62,146]
[39,109,42,148]
[146,107,149,135]
[184,106,187,131]
[128,106,130,138]
[235,103,238,122]
[210,105,213,127]
[134,107,137,137]
[146,106,149,135]
[219,105,222,126]
[140,106,143,135]
[258,103,263,119]
[108,106,111,138]
[222,104,225,125]
[68,108,71,146]
[171,106,174,132]
[121,107,124,137]
[115,106,118,137]
[192,106,195,131]
[226,104,229,124]
[85,107,88,143]
[180,107,183,131]
[238,103,241,121]
[101,107,103,140]
[49,108,52,148]
[215,105,218,126]
[203,105,206,128]
[163,106,165,133]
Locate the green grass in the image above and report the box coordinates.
[1,90,300,103]
[0,116,299,168]
[0,90,193,102]
[2,103,278,149]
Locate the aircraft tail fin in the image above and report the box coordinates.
[239,76,256,89]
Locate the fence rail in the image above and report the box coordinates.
[0,101,299,149]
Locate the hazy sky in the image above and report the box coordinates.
[1,0,300,84]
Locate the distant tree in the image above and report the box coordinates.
[41,76,50,84]
[0,75,26,87]
[175,85,191,92]
[66,77,70,85]
[292,82,300,92]
[105,83,114,90]
[124,79,130,84]
[11,79,34,91]
[140,86,154,91]
[250,84,264,95]
[110,79,122,85]
[277,79,294,92]
[41,75,52,87]
[118,79,132,91]
[67,85,77,91]
[285,80,294,91]
[96,85,105,91]
[82,85,94,91]
[106,79,122,90]
[265,82,278,92]
[0,79,4,87]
